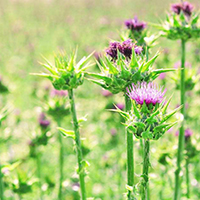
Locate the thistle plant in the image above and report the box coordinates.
[87,39,172,94]
[28,113,51,200]
[114,82,179,200]
[44,89,69,199]
[175,128,194,199]
[87,40,173,199]
[32,50,93,200]
[124,17,158,58]
[154,2,200,199]
[124,16,147,47]
[171,64,199,91]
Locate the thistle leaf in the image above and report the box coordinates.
[130,48,139,69]
[105,57,119,74]
[85,72,112,83]
[140,52,159,73]
[57,127,75,139]
[162,94,173,114]
[161,106,182,123]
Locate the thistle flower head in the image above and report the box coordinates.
[182,1,193,16]
[105,41,120,60]
[38,113,50,128]
[171,3,182,15]
[155,1,199,41]
[134,45,143,55]
[127,82,166,106]
[125,16,146,32]
[105,39,142,60]
[171,2,193,16]
[118,39,134,59]
[115,83,179,140]
[32,49,93,90]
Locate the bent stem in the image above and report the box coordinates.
[0,156,4,200]
[68,89,86,200]
[125,94,134,199]
[141,139,150,200]
[57,120,64,200]
[174,39,186,200]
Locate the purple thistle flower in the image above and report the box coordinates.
[171,2,193,17]
[175,128,193,138]
[38,113,50,128]
[50,89,68,97]
[105,41,120,60]
[158,73,166,80]
[171,3,182,14]
[105,39,142,60]
[101,89,113,97]
[125,16,146,32]
[127,82,166,106]
[116,103,125,110]
[182,1,193,17]
[134,45,143,55]
[118,39,134,59]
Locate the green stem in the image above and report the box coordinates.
[141,139,150,200]
[57,120,64,200]
[68,89,86,200]
[0,156,4,200]
[174,39,186,200]
[36,152,43,200]
[185,148,190,198]
[125,94,134,200]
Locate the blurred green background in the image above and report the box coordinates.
[0,0,200,199]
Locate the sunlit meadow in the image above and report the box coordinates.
[0,0,200,199]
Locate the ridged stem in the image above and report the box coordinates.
[57,120,64,200]
[141,139,150,200]
[174,39,186,200]
[68,89,86,200]
[125,94,134,200]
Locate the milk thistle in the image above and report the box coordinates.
[124,17,158,58]
[154,2,200,198]
[37,113,51,200]
[115,82,179,200]
[45,89,69,199]
[32,50,93,200]
[87,40,174,199]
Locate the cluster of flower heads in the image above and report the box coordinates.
[124,16,146,32]
[171,1,193,17]
[105,39,142,60]
[38,113,50,129]
[127,82,166,106]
